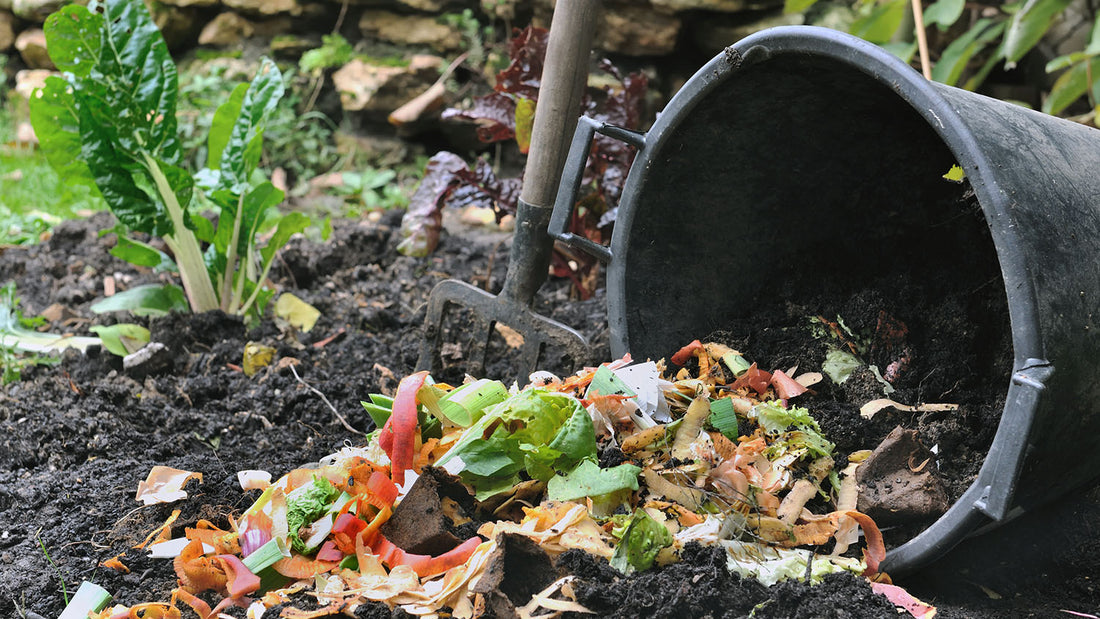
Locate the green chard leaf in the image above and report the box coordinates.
[110,236,176,271]
[1004,0,1075,66]
[89,323,150,357]
[215,58,285,192]
[207,83,248,172]
[28,76,100,195]
[39,0,184,236]
[89,283,189,317]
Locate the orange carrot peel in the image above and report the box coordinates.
[379,370,430,487]
[371,535,481,579]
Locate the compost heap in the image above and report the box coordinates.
[81,341,936,619]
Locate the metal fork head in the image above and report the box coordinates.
[417,278,590,382]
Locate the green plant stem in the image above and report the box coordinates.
[221,194,245,312]
[35,528,68,604]
[236,254,278,317]
[143,152,218,312]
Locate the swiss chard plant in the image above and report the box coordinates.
[31,0,307,320]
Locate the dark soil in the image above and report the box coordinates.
[1,210,1099,619]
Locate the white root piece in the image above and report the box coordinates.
[860,398,959,419]
[776,456,833,525]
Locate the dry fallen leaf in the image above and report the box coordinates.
[495,323,525,349]
[275,292,321,333]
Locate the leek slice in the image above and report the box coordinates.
[439,379,508,426]
[242,537,289,573]
[721,352,751,376]
[361,401,391,428]
[58,581,111,619]
[709,397,740,439]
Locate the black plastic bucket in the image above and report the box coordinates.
[549,26,1100,574]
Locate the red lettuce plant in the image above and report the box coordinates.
[397,26,649,299]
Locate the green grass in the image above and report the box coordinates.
[0,145,105,245]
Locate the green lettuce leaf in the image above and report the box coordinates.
[438,388,596,499]
[609,508,673,575]
[546,459,641,502]
[286,475,339,555]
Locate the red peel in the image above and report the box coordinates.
[271,554,340,579]
[671,340,703,366]
[731,363,772,395]
[370,534,481,578]
[316,539,346,562]
[381,370,430,487]
[870,582,936,618]
[771,369,808,399]
[365,470,400,508]
[214,554,260,597]
[839,510,886,577]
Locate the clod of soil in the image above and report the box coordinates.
[856,426,949,525]
[381,467,479,555]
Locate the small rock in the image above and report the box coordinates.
[149,3,204,51]
[359,10,464,52]
[269,33,317,59]
[331,55,443,115]
[0,11,14,53]
[11,0,63,23]
[15,28,53,70]
[393,0,449,10]
[13,69,52,102]
[199,12,256,46]
[223,0,301,17]
[598,5,681,56]
[123,342,175,379]
[856,426,949,526]
[155,0,218,7]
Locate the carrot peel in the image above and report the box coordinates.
[671,340,703,366]
[383,370,430,487]
[215,554,260,597]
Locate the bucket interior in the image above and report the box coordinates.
[614,51,1015,543]
[619,54,1010,364]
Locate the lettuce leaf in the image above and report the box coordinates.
[285,476,339,555]
[753,403,834,458]
[546,459,640,502]
[438,389,596,498]
[609,508,673,575]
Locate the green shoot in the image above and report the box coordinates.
[35,528,68,604]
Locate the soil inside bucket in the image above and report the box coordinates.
[0,206,1093,619]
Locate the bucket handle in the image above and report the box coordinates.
[548,116,647,263]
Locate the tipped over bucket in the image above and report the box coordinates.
[551,26,1100,574]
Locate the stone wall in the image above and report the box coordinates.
[1,0,804,166]
[1,0,801,88]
